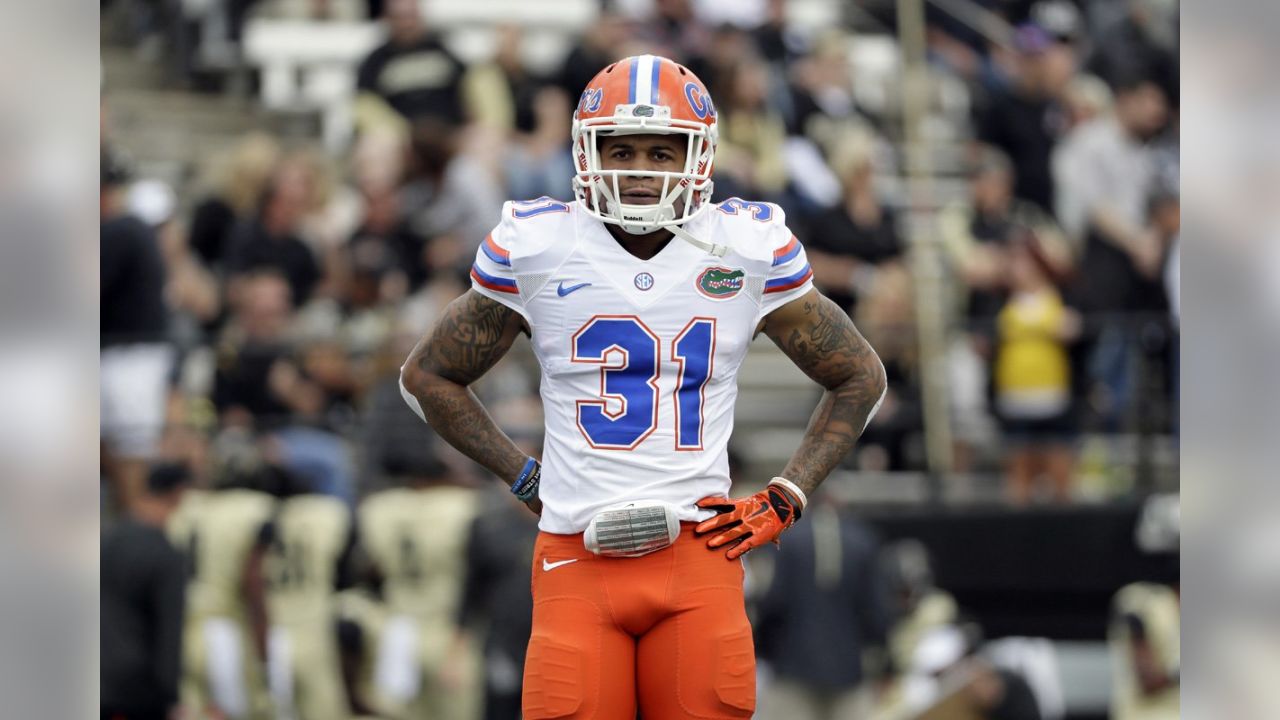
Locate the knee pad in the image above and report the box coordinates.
[522,634,583,719]
[712,626,756,714]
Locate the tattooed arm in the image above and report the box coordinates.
[761,289,887,496]
[400,290,536,505]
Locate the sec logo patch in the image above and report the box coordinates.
[635,272,655,291]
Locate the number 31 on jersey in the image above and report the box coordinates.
[571,315,715,451]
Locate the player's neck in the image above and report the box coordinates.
[605,224,675,261]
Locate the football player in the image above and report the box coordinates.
[358,462,481,719]
[263,475,357,720]
[168,459,278,720]
[399,55,888,719]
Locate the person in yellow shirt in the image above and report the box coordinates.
[993,235,1082,505]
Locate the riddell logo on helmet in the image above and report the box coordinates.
[696,267,745,299]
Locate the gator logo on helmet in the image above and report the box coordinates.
[696,266,745,299]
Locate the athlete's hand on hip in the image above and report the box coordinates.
[695,478,806,559]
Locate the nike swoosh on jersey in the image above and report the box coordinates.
[557,281,592,297]
[542,558,579,571]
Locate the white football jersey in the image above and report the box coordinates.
[469,197,813,533]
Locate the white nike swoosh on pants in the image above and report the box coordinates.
[542,558,579,571]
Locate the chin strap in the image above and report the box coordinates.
[670,223,730,257]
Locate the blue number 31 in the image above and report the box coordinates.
[571,316,715,451]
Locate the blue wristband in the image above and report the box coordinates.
[511,457,540,503]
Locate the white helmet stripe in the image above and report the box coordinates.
[634,55,657,105]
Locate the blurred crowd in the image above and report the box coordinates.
[100,0,1180,718]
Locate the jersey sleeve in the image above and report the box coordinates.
[469,208,529,322]
[759,227,814,317]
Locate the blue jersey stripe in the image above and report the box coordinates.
[772,242,802,267]
[471,263,517,290]
[628,58,638,103]
[765,263,813,290]
[480,241,511,266]
[650,57,662,104]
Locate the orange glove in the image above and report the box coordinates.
[695,478,807,559]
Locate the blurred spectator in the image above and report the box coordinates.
[804,130,903,315]
[101,147,173,514]
[755,502,892,720]
[1053,75,1169,426]
[346,178,422,294]
[102,463,190,720]
[464,25,545,136]
[285,147,362,268]
[939,147,1073,470]
[942,147,1074,335]
[553,10,633,110]
[854,264,922,471]
[189,133,283,272]
[402,119,505,282]
[212,271,297,429]
[268,334,359,503]
[716,56,788,198]
[788,30,876,146]
[464,26,575,202]
[458,489,540,720]
[1085,0,1178,106]
[975,23,1076,214]
[688,23,757,111]
[632,0,713,62]
[129,178,223,330]
[358,468,481,719]
[1061,74,1113,131]
[359,339,443,492]
[503,85,575,202]
[355,0,467,128]
[993,237,1081,505]
[211,269,356,504]
[225,159,324,309]
[1053,75,1168,289]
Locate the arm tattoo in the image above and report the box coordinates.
[403,291,529,483]
[765,293,887,496]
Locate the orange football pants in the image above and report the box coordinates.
[522,523,756,719]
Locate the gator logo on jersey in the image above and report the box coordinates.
[696,266,745,300]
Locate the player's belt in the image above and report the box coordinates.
[583,500,681,558]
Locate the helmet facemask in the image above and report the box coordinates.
[572,105,717,235]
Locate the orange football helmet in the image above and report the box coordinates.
[571,55,719,236]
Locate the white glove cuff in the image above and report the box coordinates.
[768,477,808,512]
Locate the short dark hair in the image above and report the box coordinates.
[147,462,192,495]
